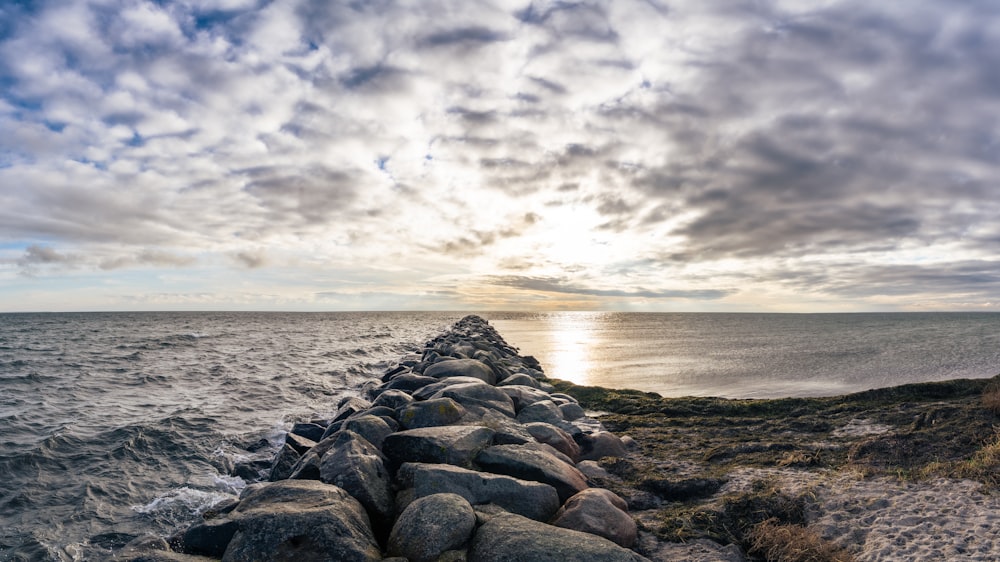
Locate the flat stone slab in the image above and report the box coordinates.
[475,444,588,502]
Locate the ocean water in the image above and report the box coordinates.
[2,311,999,560]
[489,311,1000,398]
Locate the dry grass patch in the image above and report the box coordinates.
[982,380,1000,415]
[748,518,853,562]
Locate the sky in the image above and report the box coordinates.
[1,0,1000,312]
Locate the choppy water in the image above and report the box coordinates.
[2,311,999,560]
[0,312,463,561]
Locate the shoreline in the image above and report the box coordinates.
[116,315,1000,561]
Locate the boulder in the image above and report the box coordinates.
[371,389,414,410]
[387,493,476,562]
[221,480,381,562]
[430,383,516,418]
[497,373,543,389]
[424,358,497,385]
[474,410,534,446]
[382,426,495,469]
[290,422,326,443]
[412,377,490,401]
[397,398,468,430]
[559,402,586,421]
[396,463,560,521]
[268,443,301,482]
[285,432,318,455]
[333,397,372,423]
[380,373,440,393]
[515,400,565,426]
[340,415,394,449]
[319,431,394,531]
[577,431,628,461]
[497,385,552,412]
[179,517,239,558]
[475,444,588,502]
[524,422,581,461]
[550,488,637,548]
[468,513,649,562]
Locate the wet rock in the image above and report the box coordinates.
[180,517,239,558]
[387,493,476,562]
[397,397,468,430]
[340,415,394,449]
[430,382,516,418]
[222,480,381,562]
[397,462,560,522]
[290,422,326,443]
[524,422,581,461]
[382,426,495,469]
[285,432,317,455]
[269,443,301,482]
[319,431,394,531]
[468,513,649,562]
[550,488,637,548]
[475,444,588,502]
[424,358,497,385]
[371,389,414,410]
[577,431,628,461]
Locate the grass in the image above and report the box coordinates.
[747,518,853,562]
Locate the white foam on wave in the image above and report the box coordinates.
[132,486,233,516]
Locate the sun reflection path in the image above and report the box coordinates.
[543,312,600,386]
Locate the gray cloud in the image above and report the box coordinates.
[487,275,733,300]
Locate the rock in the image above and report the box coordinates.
[497,385,552,412]
[576,460,611,481]
[221,480,381,562]
[380,373,440,393]
[387,493,476,562]
[180,517,239,558]
[550,488,637,547]
[577,431,628,461]
[515,400,565,426]
[397,397,468,430]
[340,415,394,449]
[371,389,414,410]
[382,426,495,469]
[333,397,373,423]
[474,410,534,446]
[524,422,581,461]
[288,450,322,480]
[285,432,317,455]
[268,443,301,481]
[475,444,588,502]
[290,422,326,443]
[397,462,560,522]
[468,513,649,562]
[319,431,394,531]
[559,402,586,421]
[497,373,543,389]
[548,393,579,406]
[430,383,516,418]
[424,358,497,385]
[412,377,491,401]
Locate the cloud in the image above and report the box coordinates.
[487,275,734,301]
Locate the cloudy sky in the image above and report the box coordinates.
[1,0,999,312]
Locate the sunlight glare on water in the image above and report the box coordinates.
[543,312,600,386]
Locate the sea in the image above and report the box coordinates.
[1,311,999,560]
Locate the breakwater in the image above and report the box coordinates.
[119,315,648,561]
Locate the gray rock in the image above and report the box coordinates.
[524,422,581,461]
[396,462,560,522]
[222,480,381,562]
[288,450,322,480]
[180,517,239,558]
[473,410,534,445]
[475,444,588,502]
[558,402,586,421]
[497,373,543,389]
[340,415,394,449]
[319,431,394,531]
[497,385,552,412]
[515,400,565,426]
[397,397,468,430]
[468,513,649,562]
[430,383,516,418]
[577,431,628,461]
[412,377,490,401]
[380,373,440,393]
[371,389,414,410]
[424,358,497,385]
[285,432,318,455]
[269,443,301,481]
[387,493,476,562]
[382,426,495,469]
[333,397,373,422]
[576,460,612,481]
[551,488,637,548]
[290,422,326,443]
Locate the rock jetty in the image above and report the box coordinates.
[122,315,648,561]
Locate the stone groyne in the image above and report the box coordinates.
[121,315,649,561]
